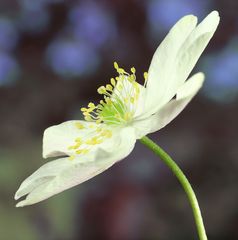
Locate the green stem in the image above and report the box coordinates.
[140,136,207,240]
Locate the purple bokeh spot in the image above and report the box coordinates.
[209,53,238,88]
[0,53,19,85]
[68,2,117,47]
[0,18,19,51]
[201,40,238,103]
[46,39,100,78]
[18,4,50,33]
[19,0,63,10]
[147,0,208,33]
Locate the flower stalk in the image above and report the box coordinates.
[140,136,207,240]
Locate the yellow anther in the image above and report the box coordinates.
[75,122,85,129]
[75,137,82,143]
[85,116,92,121]
[110,78,116,86]
[83,112,90,116]
[129,74,136,82]
[143,72,148,86]
[88,107,95,112]
[89,124,95,128]
[106,84,113,91]
[130,97,135,103]
[101,129,112,138]
[76,149,89,155]
[97,86,106,94]
[118,68,125,74]
[88,102,95,108]
[144,72,148,80]
[86,136,103,145]
[96,119,102,124]
[81,107,87,112]
[131,67,136,74]
[114,61,119,70]
[69,155,75,161]
[68,142,81,150]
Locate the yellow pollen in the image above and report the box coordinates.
[106,84,113,91]
[110,78,116,86]
[69,155,75,161]
[80,62,142,125]
[76,149,89,155]
[100,129,112,138]
[85,116,92,121]
[143,72,148,86]
[68,142,81,150]
[75,137,82,143]
[85,136,103,145]
[131,67,136,73]
[88,102,95,108]
[75,122,85,129]
[81,108,87,112]
[114,61,119,69]
[97,86,106,94]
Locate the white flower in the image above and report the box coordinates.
[15,11,220,207]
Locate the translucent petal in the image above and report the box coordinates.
[43,120,103,158]
[143,11,219,117]
[15,126,136,206]
[144,14,197,114]
[132,73,204,138]
[112,76,146,118]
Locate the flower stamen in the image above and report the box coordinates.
[81,62,141,126]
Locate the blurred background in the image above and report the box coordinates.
[0,0,238,239]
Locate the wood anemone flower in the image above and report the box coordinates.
[15,11,219,207]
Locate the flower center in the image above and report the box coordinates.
[81,62,147,126]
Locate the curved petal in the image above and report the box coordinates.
[132,72,204,138]
[175,11,219,85]
[144,14,198,114]
[15,126,137,207]
[143,11,219,117]
[43,120,102,158]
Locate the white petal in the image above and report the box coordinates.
[15,126,137,207]
[144,14,197,114]
[132,73,204,138]
[43,120,98,158]
[144,11,219,116]
[175,11,220,85]
[112,76,146,118]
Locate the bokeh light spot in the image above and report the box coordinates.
[0,18,19,51]
[68,2,117,48]
[0,52,20,86]
[18,5,50,34]
[147,0,208,37]
[46,39,100,78]
[201,39,238,103]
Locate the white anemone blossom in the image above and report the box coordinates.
[15,11,219,207]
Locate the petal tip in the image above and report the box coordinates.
[16,201,26,208]
[14,193,19,200]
